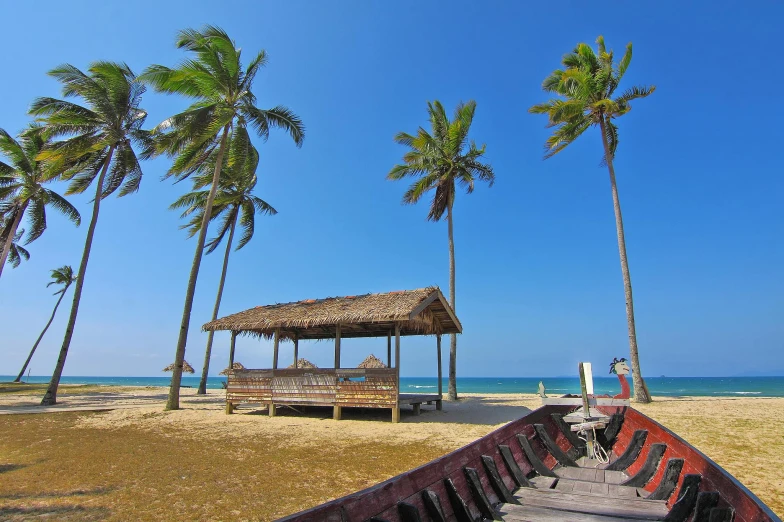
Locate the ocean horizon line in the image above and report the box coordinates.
[4,375,784,398]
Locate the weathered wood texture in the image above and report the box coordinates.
[598,405,780,522]
[226,368,398,409]
[277,404,780,522]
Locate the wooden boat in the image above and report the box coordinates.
[279,362,780,522]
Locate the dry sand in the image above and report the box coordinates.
[0,386,782,519]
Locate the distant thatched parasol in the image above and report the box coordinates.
[162,360,195,373]
[219,362,246,375]
[357,354,387,369]
[288,358,318,369]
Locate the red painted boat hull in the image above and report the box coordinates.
[278,405,780,522]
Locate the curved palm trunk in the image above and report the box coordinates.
[197,212,237,394]
[446,203,458,401]
[166,125,230,410]
[41,146,115,406]
[15,286,69,382]
[598,117,651,404]
[0,202,28,280]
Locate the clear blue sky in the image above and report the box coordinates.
[1,1,782,378]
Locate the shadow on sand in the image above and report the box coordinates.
[234,395,532,425]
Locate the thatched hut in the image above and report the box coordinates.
[219,362,246,375]
[163,360,195,373]
[288,358,317,369]
[358,354,386,369]
[205,287,461,422]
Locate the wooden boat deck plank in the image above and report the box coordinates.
[498,503,651,522]
[554,479,645,500]
[530,475,558,489]
[557,466,628,484]
[512,488,669,520]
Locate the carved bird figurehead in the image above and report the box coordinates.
[609,357,630,375]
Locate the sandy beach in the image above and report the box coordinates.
[0,385,782,520]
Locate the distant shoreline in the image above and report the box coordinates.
[3,375,784,398]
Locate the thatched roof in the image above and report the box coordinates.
[203,287,461,340]
[162,360,195,373]
[358,354,387,369]
[288,358,318,369]
[218,362,245,376]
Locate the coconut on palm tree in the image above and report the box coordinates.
[171,141,276,395]
[14,266,76,382]
[388,100,494,401]
[529,36,655,403]
[141,26,304,410]
[0,125,81,279]
[30,62,150,405]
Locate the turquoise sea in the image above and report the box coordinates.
[3,375,783,397]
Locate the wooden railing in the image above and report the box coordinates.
[226,368,398,409]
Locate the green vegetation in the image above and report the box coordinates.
[171,141,276,394]
[14,266,76,382]
[30,62,150,406]
[529,36,655,402]
[0,125,81,278]
[139,26,304,410]
[387,100,494,401]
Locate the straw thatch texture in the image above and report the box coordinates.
[219,362,246,376]
[288,358,318,369]
[203,287,461,340]
[162,360,195,373]
[357,354,387,369]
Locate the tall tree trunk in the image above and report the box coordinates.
[197,211,237,394]
[41,146,115,406]
[166,125,230,410]
[15,286,69,382]
[598,117,651,403]
[0,202,28,280]
[446,202,458,401]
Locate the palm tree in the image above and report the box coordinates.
[3,228,30,269]
[0,125,81,279]
[388,100,494,401]
[141,26,304,410]
[14,266,76,382]
[528,36,655,403]
[171,143,276,395]
[30,62,150,405]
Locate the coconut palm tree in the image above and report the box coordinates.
[171,143,276,395]
[0,125,81,279]
[388,100,494,401]
[3,228,30,269]
[141,25,304,410]
[528,36,655,403]
[30,62,150,405]
[14,266,76,382]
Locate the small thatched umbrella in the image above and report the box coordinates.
[288,358,318,369]
[219,362,246,375]
[162,360,195,373]
[357,354,387,369]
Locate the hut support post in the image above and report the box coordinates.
[334,324,342,369]
[387,331,392,367]
[436,334,443,410]
[333,324,342,421]
[272,328,280,369]
[293,335,299,368]
[392,322,401,423]
[225,331,237,415]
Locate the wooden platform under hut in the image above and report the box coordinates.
[203,286,461,422]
